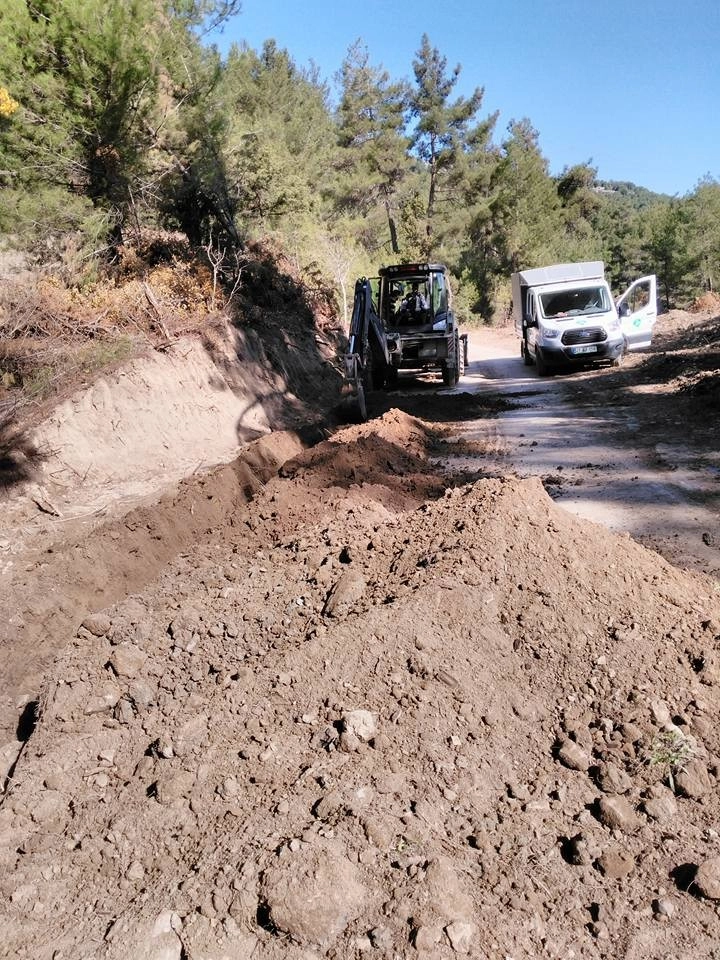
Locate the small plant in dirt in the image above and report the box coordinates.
[648,729,695,792]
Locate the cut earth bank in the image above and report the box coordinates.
[1,307,720,959]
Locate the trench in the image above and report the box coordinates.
[0,428,320,743]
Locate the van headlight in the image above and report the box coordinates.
[608,317,621,332]
[541,327,560,339]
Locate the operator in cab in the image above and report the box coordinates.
[401,281,429,315]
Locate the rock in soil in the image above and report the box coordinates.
[262,845,368,947]
[694,857,720,900]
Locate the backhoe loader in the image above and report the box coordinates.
[342,262,466,421]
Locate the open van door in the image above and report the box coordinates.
[616,275,658,350]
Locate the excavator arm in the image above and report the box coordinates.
[341,278,389,422]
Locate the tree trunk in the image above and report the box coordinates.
[427,157,436,243]
[384,194,399,255]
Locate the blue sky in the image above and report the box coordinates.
[212,0,719,197]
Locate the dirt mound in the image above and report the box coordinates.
[0,429,306,742]
[2,406,720,959]
[652,310,720,354]
[0,411,461,743]
[690,292,720,314]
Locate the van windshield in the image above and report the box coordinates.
[540,286,610,319]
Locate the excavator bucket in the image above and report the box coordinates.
[340,353,368,423]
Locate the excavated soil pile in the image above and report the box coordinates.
[568,310,720,419]
[2,411,720,960]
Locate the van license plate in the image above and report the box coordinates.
[570,344,598,355]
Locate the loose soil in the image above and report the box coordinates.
[1,308,720,960]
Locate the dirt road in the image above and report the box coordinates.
[449,326,720,579]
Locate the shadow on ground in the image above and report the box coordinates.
[0,418,45,492]
[368,383,517,424]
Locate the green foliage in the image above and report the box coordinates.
[686,177,720,294]
[219,41,337,236]
[0,0,241,259]
[409,35,491,258]
[0,10,716,320]
[0,186,112,285]
[592,179,670,291]
[154,41,239,245]
[555,162,604,261]
[333,40,411,257]
[168,0,242,31]
[396,185,428,262]
[649,729,694,792]
[593,194,644,290]
[461,119,562,317]
[642,200,693,307]
[0,0,162,211]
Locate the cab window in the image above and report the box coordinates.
[627,282,650,312]
[525,291,536,323]
[432,273,448,314]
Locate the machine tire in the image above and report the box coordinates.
[535,349,551,377]
[522,335,533,366]
[457,335,465,379]
[441,361,453,386]
[386,365,399,389]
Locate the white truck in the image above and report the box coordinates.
[512,261,657,375]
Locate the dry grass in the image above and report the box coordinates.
[0,232,344,443]
[0,238,226,420]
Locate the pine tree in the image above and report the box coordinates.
[0,0,240,253]
[460,120,562,318]
[556,162,603,259]
[642,200,692,307]
[221,41,337,233]
[409,35,486,257]
[593,193,644,289]
[1,1,161,215]
[686,177,720,294]
[334,40,411,256]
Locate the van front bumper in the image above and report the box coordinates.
[538,340,624,365]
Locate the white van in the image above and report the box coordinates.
[512,262,657,375]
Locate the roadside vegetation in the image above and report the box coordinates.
[1,0,719,416]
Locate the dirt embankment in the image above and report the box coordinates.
[0,245,344,743]
[2,405,720,960]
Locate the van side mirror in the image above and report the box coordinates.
[617,301,631,318]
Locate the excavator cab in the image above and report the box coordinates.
[342,262,464,421]
[379,263,463,387]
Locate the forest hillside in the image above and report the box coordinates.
[1,0,719,418]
